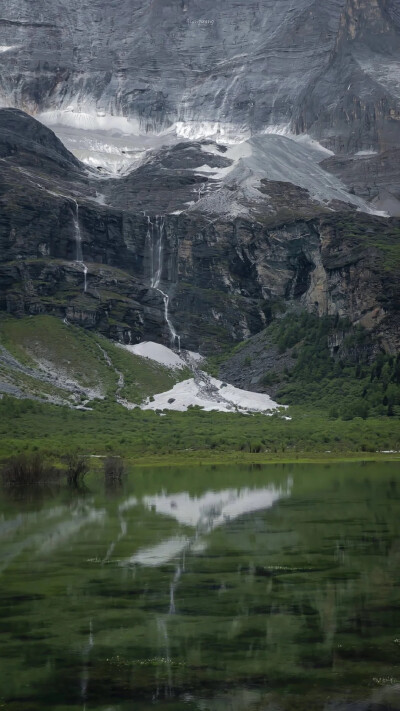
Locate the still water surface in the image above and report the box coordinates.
[0,462,399,710]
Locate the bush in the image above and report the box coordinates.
[64,452,89,486]
[104,455,124,485]
[1,453,57,487]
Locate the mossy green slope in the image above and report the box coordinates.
[0,314,187,405]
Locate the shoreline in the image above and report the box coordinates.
[121,451,400,467]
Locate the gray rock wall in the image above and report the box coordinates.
[0,0,399,150]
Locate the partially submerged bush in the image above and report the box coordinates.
[1,453,57,488]
[64,452,89,487]
[104,455,124,485]
[1,453,61,500]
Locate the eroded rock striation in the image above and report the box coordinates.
[0,0,399,151]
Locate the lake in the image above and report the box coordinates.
[0,461,399,710]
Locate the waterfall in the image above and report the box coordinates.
[72,199,88,293]
[149,215,181,351]
[151,215,164,289]
[158,288,181,352]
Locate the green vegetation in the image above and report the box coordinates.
[265,312,400,419]
[331,215,400,271]
[0,313,398,462]
[0,314,116,392]
[0,396,398,460]
[0,314,187,404]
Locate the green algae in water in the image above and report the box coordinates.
[0,462,400,710]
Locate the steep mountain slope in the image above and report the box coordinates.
[0,109,399,359]
[2,0,400,208]
[0,1,399,419]
[0,0,399,153]
[0,314,189,406]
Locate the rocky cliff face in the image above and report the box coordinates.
[0,0,399,152]
[1,110,399,356]
[293,0,400,152]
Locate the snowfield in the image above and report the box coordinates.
[141,376,281,414]
[120,341,285,415]
[119,341,186,369]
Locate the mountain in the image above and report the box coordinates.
[0,1,399,413]
[1,107,399,357]
[0,0,399,145]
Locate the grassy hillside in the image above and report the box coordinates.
[0,315,188,406]
[0,313,399,461]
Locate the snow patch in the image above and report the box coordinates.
[121,482,291,567]
[196,134,384,216]
[355,150,378,157]
[263,124,334,159]
[118,341,186,370]
[185,350,205,364]
[127,536,189,567]
[38,109,141,135]
[174,120,251,144]
[0,45,19,53]
[141,376,281,414]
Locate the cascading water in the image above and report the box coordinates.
[149,215,181,352]
[72,199,88,293]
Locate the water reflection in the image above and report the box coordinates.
[129,535,189,567]
[0,501,105,575]
[143,483,291,530]
[0,463,399,711]
[123,482,290,567]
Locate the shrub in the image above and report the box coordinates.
[64,452,89,486]
[1,453,57,487]
[104,455,124,485]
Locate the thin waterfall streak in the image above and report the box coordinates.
[89,619,94,649]
[148,215,181,350]
[146,215,155,286]
[103,514,127,564]
[152,215,164,289]
[72,199,88,293]
[157,288,180,350]
[80,619,94,702]
[72,199,83,262]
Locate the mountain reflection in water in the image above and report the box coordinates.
[0,462,399,711]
